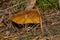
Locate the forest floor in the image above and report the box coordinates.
[0,9,60,40]
[0,0,60,40]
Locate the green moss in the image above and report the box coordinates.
[36,0,59,11]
